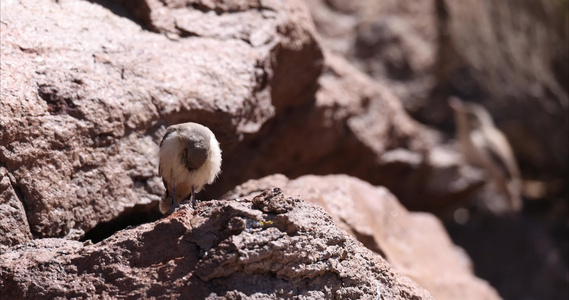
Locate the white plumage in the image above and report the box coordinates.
[450,97,522,211]
[158,122,222,214]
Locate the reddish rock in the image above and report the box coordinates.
[213,52,484,213]
[1,0,481,248]
[0,0,322,240]
[0,189,433,300]
[303,0,439,118]
[225,174,501,300]
[297,3,568,297]
[305,0,569,186]
[115,0,324,113]
[438,2,569,299]
[0,0,563,298]
[0,167,33,252]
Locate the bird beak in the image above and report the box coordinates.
[448,97,465,112]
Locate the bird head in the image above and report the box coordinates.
[449,97,495,131]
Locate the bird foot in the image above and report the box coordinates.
[164,201,180,215]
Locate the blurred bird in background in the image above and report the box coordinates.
[449,97,522,212]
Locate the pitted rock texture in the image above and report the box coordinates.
[0,0,564,299]
[115,0,324,113]
[0,189,434,300]
[225,174,501,300]
[0,167,33,253]
[0,0,322,241]
[0,0,480,247]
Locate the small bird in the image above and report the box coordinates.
[449,97,522,211]
[158,122,222,214]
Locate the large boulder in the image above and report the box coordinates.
[303,0,439,118]
[0,189,433,300]
[304,0,569,185]
[0,0,322,242]
[213,51,484,213]
[297,3,569,298]
[0,0,481,247]
[225,174,501,300]
[0,167,33,251]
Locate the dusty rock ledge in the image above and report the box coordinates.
[225,174,501,300]
[0,188,432,299]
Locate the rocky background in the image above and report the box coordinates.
[0,0,567,299]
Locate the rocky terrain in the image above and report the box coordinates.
[1,0,567,299]
[1,188,437,299]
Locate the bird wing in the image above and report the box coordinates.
[158,158,170,197]
[478,128,520,180]
[158,126,176,179]
[159,126,177,148]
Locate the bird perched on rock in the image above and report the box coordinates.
[449,97,522,211]
[158,122,222,214]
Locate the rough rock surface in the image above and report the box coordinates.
[225,174,501,300]
[303,0,438,117]
[0,0,481,246]
[0,0,322,240]
[0,167,33,252]
[114,0,324,113]
[305,0,569,185]
[0,189,434,300]
[0,0,551,299]
[297,3,569,297]
[213,51,484,213]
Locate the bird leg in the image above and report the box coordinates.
[191,186,196,207]
[172,183,179,210]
